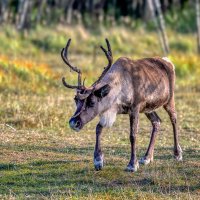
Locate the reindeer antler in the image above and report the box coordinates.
[100,38,113,69]
[61,39,82,89]
[92,39,113,86]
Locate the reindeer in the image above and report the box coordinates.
[61,39,182,172]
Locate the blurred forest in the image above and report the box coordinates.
[1,1,200,199]
[0,0,198,55]
[0,0,199,55]
[0,0,200,81]
[0,0,200,86]
[0,0,195,29]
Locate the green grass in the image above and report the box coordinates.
[0,89,199,199]
[0,25,200,199]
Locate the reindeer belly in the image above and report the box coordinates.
[140,80,170,113]
[142,97,168,113]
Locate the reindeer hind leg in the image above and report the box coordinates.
[139,111,161,165]
[164,101,182,161]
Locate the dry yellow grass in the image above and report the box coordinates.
[0,25,199,199]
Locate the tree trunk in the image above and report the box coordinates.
[89,0,94,13]
[147,0,169,55]
[93,0,106,25]
[36,0,46,24]
[66,0,75,24]
[17,0,31,31]
[0,0,8,23]
[154,0,169,55]
[196,0,200,54]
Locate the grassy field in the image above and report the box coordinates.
[0,25,200,199]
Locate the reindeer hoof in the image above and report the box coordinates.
[174,145,183,161]
[125,162,139,172]
[139,157,153,165]
[175,154,182,161]
[94,155,104,171]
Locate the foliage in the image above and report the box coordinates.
[0,25,200,95]
[0,0,191,29]
[0,55,57,94]
[165,6,196,33]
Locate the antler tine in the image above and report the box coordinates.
[62,77,79,89]
[100,38,113,68]
[92,39,113,87]
[61,39,82,88]
[105,38,112,57]
[61,39,80,73]
[82,78,86,87]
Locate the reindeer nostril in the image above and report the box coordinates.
[69,118,82,131]
[75,121,81,128]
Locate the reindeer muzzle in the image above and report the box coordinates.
[69,116,83,132]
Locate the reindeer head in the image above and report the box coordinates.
[61,39,113,131]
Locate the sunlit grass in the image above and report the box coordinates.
[0,55,59,93]
[0,25,199,199]
[0,90,199,199]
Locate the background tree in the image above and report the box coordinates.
[17,0,32,31]
[196,0,200,54]
[154,0,169,55]
[0,0,8,23]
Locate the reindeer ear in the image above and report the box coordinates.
[94,84,111,98]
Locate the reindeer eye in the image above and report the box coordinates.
[86,98,95,108]
[74,97,78,103]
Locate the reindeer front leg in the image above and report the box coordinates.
[94,123,104,170]
[126,106,140,172]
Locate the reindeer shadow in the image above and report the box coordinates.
[0,143,199,197]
